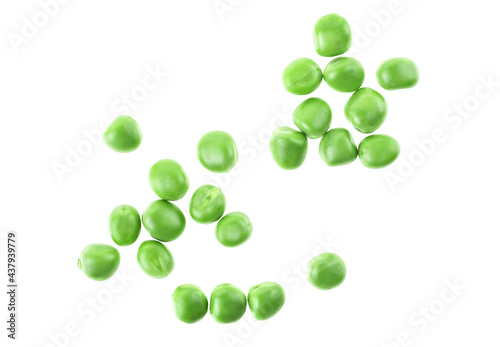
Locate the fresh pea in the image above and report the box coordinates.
[210,283,247,324]
[78,244,120,281]
[319,128,357,166]
[282,58,322,95]
[308,252,346,290]
[292,97,332,139]
[108,204,141,246]
[197,131,238,173]
[215,212,252,247]
[172,284,208,324]
[376,57,419,90]
[269,127,308,170]
[190,185,226,224]
[137,240,174,279]
[358,134,400,169]
[248,282,285,321]
[103,115,142,153]
[344,87,388,134]
[324,57,365,93]
[148,159,189,201]
[313,13,351,57]
[142,200,186,242]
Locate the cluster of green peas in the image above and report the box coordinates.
[271,13,419,170]
[79,122,347,323]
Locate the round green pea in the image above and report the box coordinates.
[103,115,142,153]
[313,13,351,57]
[78,244,120,281]
[210,283,247,324]
[292,97,332,139]
[282,58,322,95]
[344,87,388,134]
[319,128,357,166]
[142,200,186,242]
[137,240,174,279]
[215,212,252,247]
[148,159,189,201]
[248,282,285,321]
[108,204,141,246]
[376,57,419,91]
[197,131,239,173]
[172,284,208,324]
[324,57,365,93]
[269,127,308,170]
[358,134,400,169]
[308,252,346,290]
[189,185,226,224]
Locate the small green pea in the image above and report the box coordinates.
[376,57,419,91]
[215,212,252,247]
[108,204,141,246]
[308,252,346,290]
[103,115,142,153]
[190,185,226,224]
[358,134,400,169]
[197,131,239,173]
[137,240,174,279]
[248,282,285,321]
[142,200,186,242]
[210,283,247,324]
[78,244,120,281]
[292,97,332,139]
[319,128,357,166]
[269,127,308,170]
[324,57,365,93]
[344,87,388,134]
[282,58,322,95]
[172,284,208,324]
[148,159,189,201]
[313,13,351,57]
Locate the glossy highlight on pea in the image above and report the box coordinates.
[313,13,351,57]
[148,159,189,201]
[190,185,226,224]
[137,240,174,279]
[358,134,400,169]
[108,204,141,246]
[308,252,346,290]
[324,57,365,93]
[142,200,186,242]
[78,243,120,281]
[345,87,388,134]
[377,57,419,91]
[269,127,308,170]
[103,115,142,153]
[197,131,239,173]
[319,128,357,166]
[248,282,285,321]
[282,58,322,95]
[292,97,332,139]
[172,284,208,323]
[210,283,247,324]
[215,212,252,247]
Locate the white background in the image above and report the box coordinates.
[1,0,500,346]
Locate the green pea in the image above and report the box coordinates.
[78,243,120,281]
[215,212,252,247]
[269,127,308,170]
[292,98,332,139]
[190,185,226,224]
[313,13,351,57]
[103,115,142,153]
[358,134,400,169]
[248,282,285,321]
[319,128,357,166]
[210,283,247,324]
[148,159,189,201]
[197,131,239,173]
[344,87,388,134]
[172,284,208,324]
[137,240,174,279]
[282,58,322,95]
[108,204,141,246]
[307,252,346,290]
[142,200,186,242]
[324,57,365,93]
[376,57,419,91]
